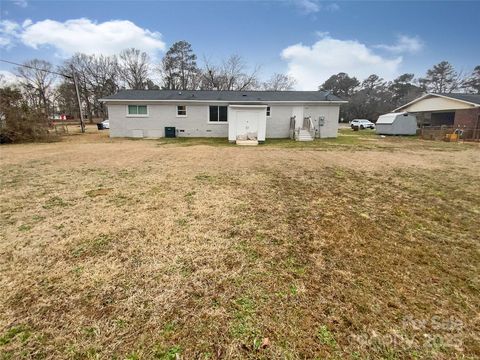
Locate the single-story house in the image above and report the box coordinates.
[394,93,480,130]
[100,90,346,143]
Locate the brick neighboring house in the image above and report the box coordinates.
[394,93,480,140]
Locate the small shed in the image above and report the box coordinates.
[376,112,417,135]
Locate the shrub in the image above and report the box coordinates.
[0,87,56,143]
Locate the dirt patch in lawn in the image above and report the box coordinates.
[1,132,479,359]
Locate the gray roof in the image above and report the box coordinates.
[439,93,480,105]
[101,89,345,102]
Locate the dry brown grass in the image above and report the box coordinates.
[1,130,479,359]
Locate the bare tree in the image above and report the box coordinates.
[220,55,260,90]
[60,54,95,122]
[84,54,119,118]
[199,55,260,90]
[60,53,120,120]
[55,80,78,118]
[198,57,221,90]
[118,48,151,90]
[262,73,296,91]
[16,59,57,115]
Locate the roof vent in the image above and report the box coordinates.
[178,91,182,95]
[242,94,247,96]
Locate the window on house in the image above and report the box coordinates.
[128,105,148,116]
[177,105,187,116]
[266,106,271,117]
[209,106,228,122]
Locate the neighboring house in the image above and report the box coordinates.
[100,90,346,143]
[394,93,480,130]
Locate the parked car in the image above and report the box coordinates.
[350,119,375,129]
[97,120,109,130]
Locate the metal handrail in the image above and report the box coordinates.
[290,116,296,130]
[289,116,296,139]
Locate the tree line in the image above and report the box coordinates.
[1,41,296,123]
[1,39,479,127]
[319,62,480,121]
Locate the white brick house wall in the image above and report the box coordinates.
[106,102,341,139]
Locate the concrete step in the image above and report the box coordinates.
[296,130,314,141]
[236,140,259,146]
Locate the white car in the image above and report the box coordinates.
[350,119,375,129]
[97,120,109,130]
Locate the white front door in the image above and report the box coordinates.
[236,111,259,140]
[292,106,304,129]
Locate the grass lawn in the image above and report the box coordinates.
[1,129,479,359]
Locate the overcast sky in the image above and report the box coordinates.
[1,0,479,90]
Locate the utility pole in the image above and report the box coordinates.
[71,65,85,133]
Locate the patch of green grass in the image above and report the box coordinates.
[43,196,68,209]
[82,326,98,338]
[317,325,337,348]
[117,169,135,178]
[156,137,232,147]
[175,260,194,277]
[230,296,261,344]
[235,240,259,261]
[114,319,127,328]
[109,193,131,207]
[71,266,84,276]
[144,130,477,153]
[161,322,176,337]
[289,284,298,296]
[93,234,111,247]
[262,129,379,149]
[125,352,140,360]
[0,325,30,345]
[194,173,213,182]
[86,188,113,197]
[184,191,196,204]
[153,345,182,360]
[72,234,112,257]
[282,255,307,277]
[31,215,46,223]
[175,218,188,227]
[17,224,31,232]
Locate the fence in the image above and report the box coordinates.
[420,126,480,142]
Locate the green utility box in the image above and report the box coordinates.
[165,127,176,138]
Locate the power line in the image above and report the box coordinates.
[0,58,85,133]
[0,59,72,79]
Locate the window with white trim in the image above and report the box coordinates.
[177,105,187,116]
[266,106,271,117]
[128,105,148,116]
[209,106,228,122]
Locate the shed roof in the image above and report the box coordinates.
[101,90,345,102]
[376,112,406,124]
